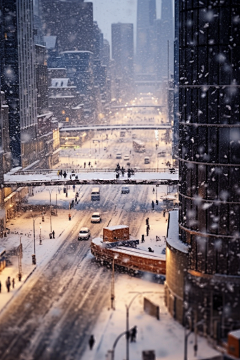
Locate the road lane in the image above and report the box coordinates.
[0,184,153,360]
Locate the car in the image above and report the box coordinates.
[78,227,90,240]
[116,153,122,159]
[121,186,130,194]
[91,212,101,223]
[123,155,130,161]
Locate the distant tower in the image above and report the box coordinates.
[112,23,134,102]
[136,0,156,74]
[158,0,174,80]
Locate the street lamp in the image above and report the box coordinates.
[46,187,58,234]
[30,210,43,264]
[125,291,154,360]
[107,325,137,360]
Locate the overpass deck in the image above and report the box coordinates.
[4,169,178,187]
[59,124,171,132]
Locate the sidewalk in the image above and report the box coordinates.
[0,186,80,313]
[82,272,222,360]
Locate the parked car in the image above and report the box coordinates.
[91,212,101,223]
[123,155,130,161]
[121,186,130,194]
[116,153,122,159]
[78,227,90,240]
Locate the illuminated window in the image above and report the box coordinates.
[66,117,69,122]
[62,110,65,115]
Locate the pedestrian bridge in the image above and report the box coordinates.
[4,168,178,188]
[59,124,171,133]
[111,105,163,109]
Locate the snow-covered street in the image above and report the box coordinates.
[0,183,221,360]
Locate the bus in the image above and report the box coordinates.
[91,187,100,201]
[133,139,145,153]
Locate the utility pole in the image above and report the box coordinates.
[18,237,22,280]
[110,258,115,310]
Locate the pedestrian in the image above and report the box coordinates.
[52,230,55,239]
[152,200,155,210]
[146,224,150,236]
[12,278,15,289]
[130,326,137,342]
[88,161,91,167]
[146,217,149,226]
[68,213,71,221]
[84,162,86,168]
[0,280,1,293]
[6,277,11,292]
[153,187,155,194]
[89,335,95,350]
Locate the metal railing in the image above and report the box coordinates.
[11,167,178,176]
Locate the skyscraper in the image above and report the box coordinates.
[0,0,37,166]
[157,0,174,81]
[136,0,156,74]
[40,0,93,53]
[166,0,240,339]
[112,23,134,102]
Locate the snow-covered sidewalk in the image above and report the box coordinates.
[0,186,79,313]
[82,274,222,360]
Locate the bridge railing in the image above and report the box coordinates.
[11,167,178,176]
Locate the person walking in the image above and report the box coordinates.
[52,230,55,239]
[12,278,15,289]
[6,277,11,292]
[130,326,137,342]
[152,200,155,210]
[89,335,95,350]
[146,217,149,226]
[146,224,150,236]
[153,187,155,194]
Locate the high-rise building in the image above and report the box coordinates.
[0,0,38,167]
[157,0,174,81]
[40,0,93,53]
[136,0,156,75]
[165,0,240,339]
[173,0,179,159]
[112,23,134,102]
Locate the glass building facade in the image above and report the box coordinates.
[178,0,240,337]
[166,0,240,339]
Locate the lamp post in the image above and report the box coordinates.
[46,187,58,234]
[30,211,42,264]
[125,291,154,360]
[39,224,42,245]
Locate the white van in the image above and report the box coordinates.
[91,187,100,201]
[144,157,150,164]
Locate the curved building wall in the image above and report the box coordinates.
[165,243,188,325]
[178,0,240,337]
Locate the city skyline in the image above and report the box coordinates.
[86,0,174,48]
